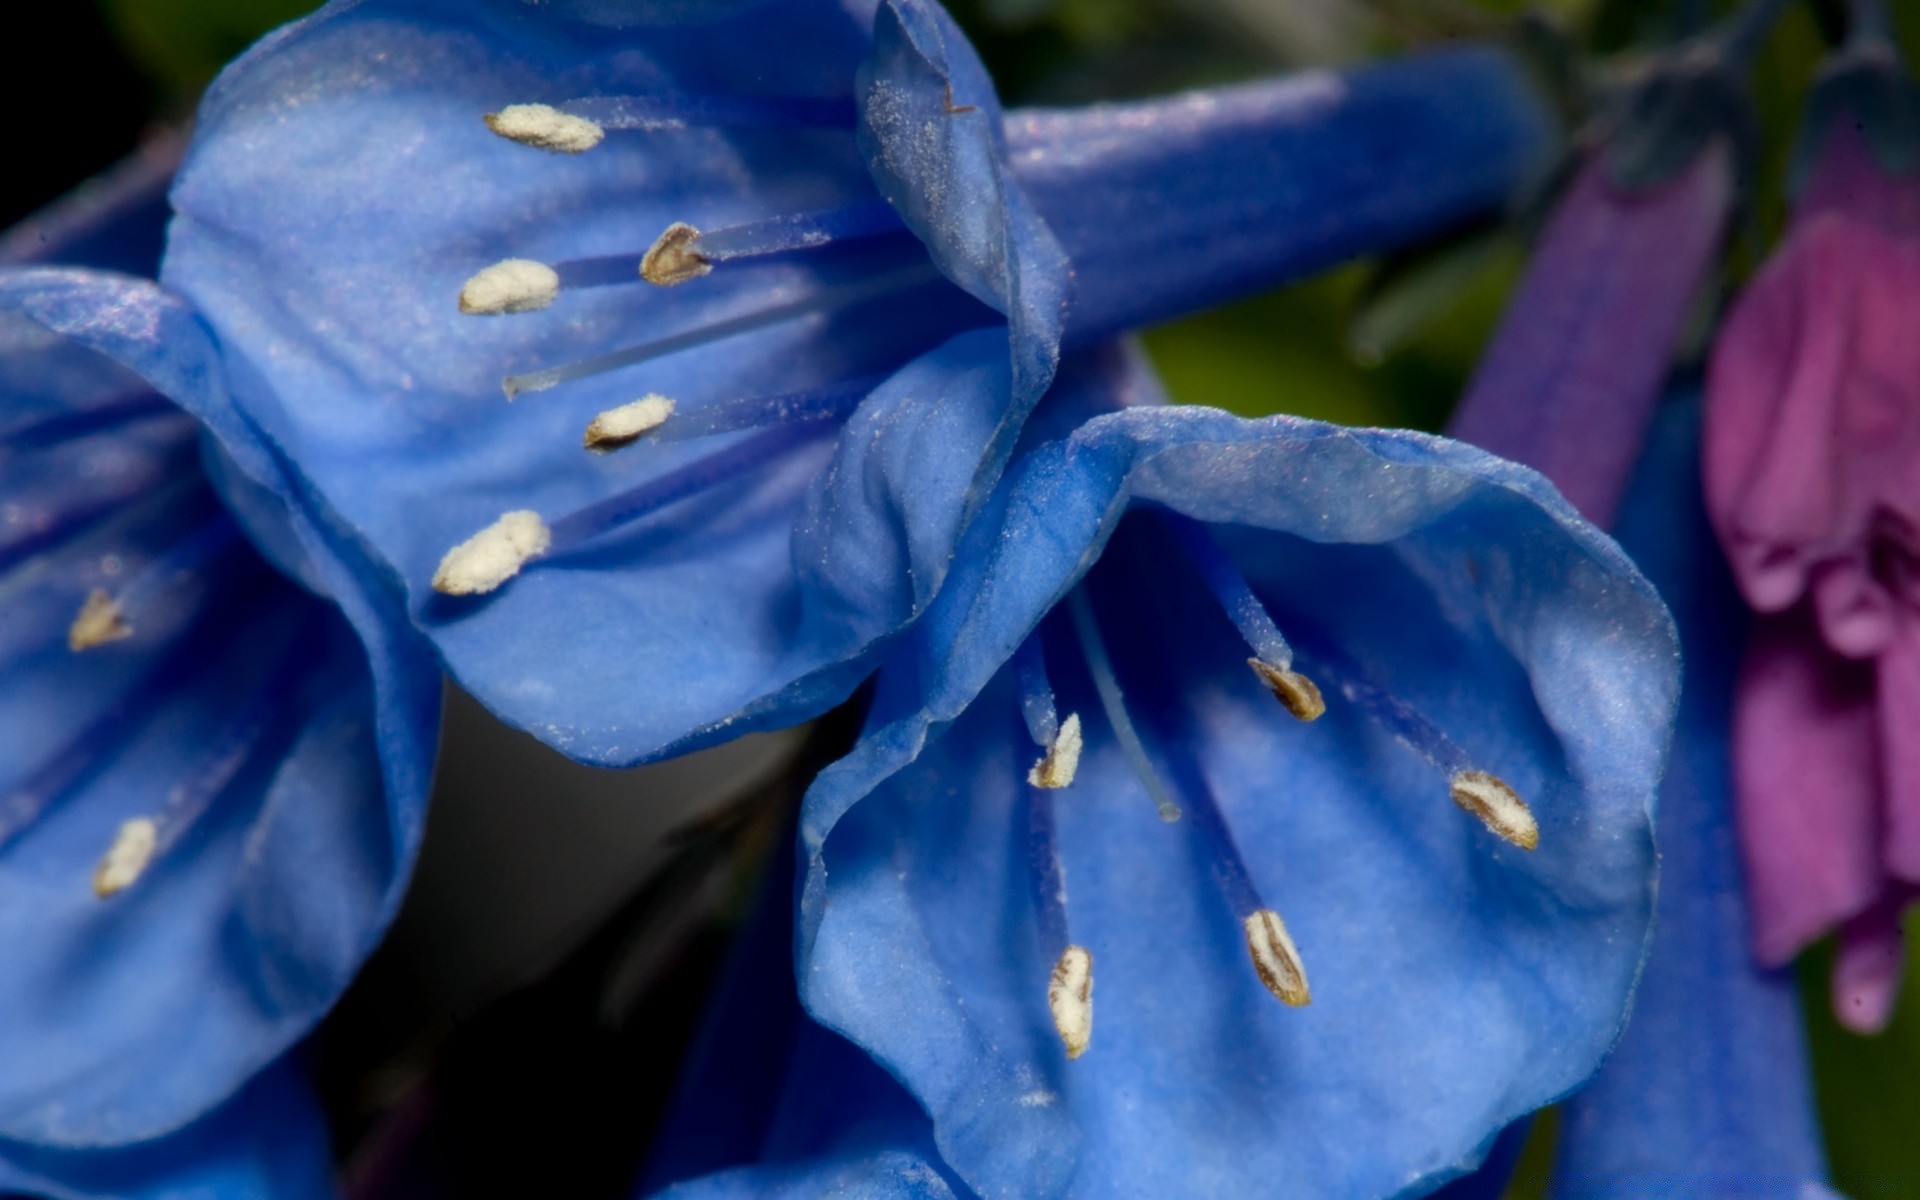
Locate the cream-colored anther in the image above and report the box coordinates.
[641,222,713,286]
[459,259,560,315]
[1248,659,1325,721]
[1027,713,1082,789]
[93,817,158,898]
[584,394,675,452]
[68,590,132,652]
[484,104,605,153]
[1243,909,1310,1006]
[432,511,551,596]
[1449,770,1539,850]
[1048,945,1093,1059]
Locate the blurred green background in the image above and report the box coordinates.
[9,0,1918,1194]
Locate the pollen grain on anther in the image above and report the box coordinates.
[1048,945,1094,1059]
[484,103,605,153]
[93,816,158,898]
[460,259,560,315]
[1243,909,1311,1006]
[585,394,676,452]
[641,223,713,287]
[433,510,551,596]
[1248,659,1325,721]
[68,589,132,651]
[1449,769,1539,851]
[1028,712,1083,789]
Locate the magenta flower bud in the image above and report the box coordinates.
[1447,20,1755,530]
[1448,145,1734,527]
[1704,69,1920,1032]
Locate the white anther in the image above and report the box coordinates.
[460,259,560,315]
[68,589,131,652]
[433,511,552,596]
[1048,945,1093,1059]
[1244,909,1310,1006]
[93,817,158,898]
[1449,770,1539,851]
[584,394,676,452]
[641,222,712,286]
[484,103,605,153]
[1027,712,1082,789]
[1248,659,1325,721]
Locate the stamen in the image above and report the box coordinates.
[500,263,939,399]
[68,514,244,652]
[1024,741,1089,1057]
[484,104,605,153]
[92,613,320,899]
[1029,714,1082,790]
[1248,660,1326,721]
[1048,945,1094,1059]
[1448,770,1539,852]
[641,201,906,287]
[547,424,822,551]
[551,93,857,132]
[92,817,156,897]
[1160,512,1323,721]
[1243,909,1311,1006]
[584,394,676,452]
[432,510,551,596]
[1015,635,1082,789]
[437,426,825,600]
[641,224,709,286]
[1306,647,1537,850]
[0,568,276,856]
[644,378,877,447]
[1066,588,1181,822]
[459,259,561,315]
[68,591,130,651]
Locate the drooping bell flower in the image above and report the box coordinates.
[0,164,440,1149]
[1551,395,1841,1198]
[10,0,1558,768]
[1446,0,1787,526]
[789,343,1677,1200]
[1703,7,1920,1033]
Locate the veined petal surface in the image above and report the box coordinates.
[798,347,1676,1200]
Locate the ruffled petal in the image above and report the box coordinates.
[1705,217,1863,611]
[1732,611,1882,966]
[800,350,1674,1200]
[159,0,972,765]
[0,285,439,1146]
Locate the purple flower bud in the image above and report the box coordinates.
[1705,109,1920,1033]
[1448,143,1735,527]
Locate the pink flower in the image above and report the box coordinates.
[1705,109,1920,1034]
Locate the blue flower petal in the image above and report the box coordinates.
[152,0,1026,766]
[0,275,439,1146]
[1552,395,1842,1199]
[798,347,1676,1200]
[0,1059,334,1200]
[857,0,1069,396]
[143,0,1548,771]
[655,1150,962,1200]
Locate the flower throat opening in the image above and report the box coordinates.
[433,90,996,601]
[1012,510,1534,1059]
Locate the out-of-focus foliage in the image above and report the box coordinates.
[103,0,320,95]
[78,0,1920,1195]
